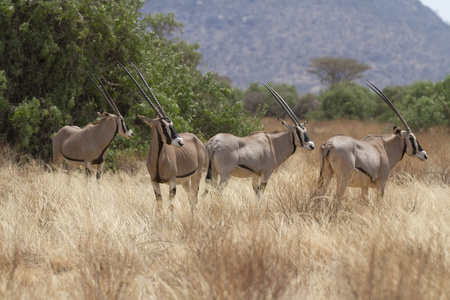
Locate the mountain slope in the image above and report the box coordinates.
[143,0,450,93]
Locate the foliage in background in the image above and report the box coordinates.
[377,78,450,129]
[434,75,450,122]
[306,77,450,130]
[243,82,317,121]
[1,0,448,168]
[311,80,375,120]
[0,71,8,140]
[0,0,261,162]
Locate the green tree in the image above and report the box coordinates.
[315,80,375,120]
[307,56,371,86]
[0,0,261,161]
[378,81,447,129]
[244,82,298,118]
[433,75,450,125]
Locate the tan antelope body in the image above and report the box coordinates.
[120,62,205,213]
[317,81,427,203]
[205,82,315,198]
[52,73,133,179]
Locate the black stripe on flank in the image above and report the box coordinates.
[177,168,197,179]
[356,167,373,183]
[62,153,84,162]
[238,164,257,173]
[62,121,118,166]
[92,122,119,165]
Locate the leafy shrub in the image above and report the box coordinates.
[431,75,450,126]
[314,80,375,120]
[10,97,69,156]
[0,0,261,163]
[244,82,308,119]
[376,80,448,130]
[294,93,319,119]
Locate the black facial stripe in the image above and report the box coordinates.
[417,141,424,152]
[295,128,304,147]
[120,119,127,132]
[409,136,417,154]
[303,132,311,143]
[169,125,178,140]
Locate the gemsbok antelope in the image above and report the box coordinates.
[204,82,315,198]
[119,62,205,213]
[316,80,428,205]
[52,72,133,179]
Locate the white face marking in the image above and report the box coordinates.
[416,150,428,161]
[171,137,184,147]
[304,141,315,150]
[125,129,133,138]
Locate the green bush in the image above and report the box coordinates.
[314,80,375,120]
[244,82,304,119]
[375,80,448,130]
[0,0,261,163]
[431,75,450,126]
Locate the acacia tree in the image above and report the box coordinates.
[307,56,371,86]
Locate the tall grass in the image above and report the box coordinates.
[0,120,449,299]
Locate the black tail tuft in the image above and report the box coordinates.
[206,159,212,180]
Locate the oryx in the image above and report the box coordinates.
[119,62,205,213]
[316,80,427,203]
[52,72,133,179]
[204,82,315,198]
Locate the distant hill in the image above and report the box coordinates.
[143,0,450,93]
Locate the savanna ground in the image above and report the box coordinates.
[0,119,449,299]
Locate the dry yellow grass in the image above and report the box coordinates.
[1,119,449,299]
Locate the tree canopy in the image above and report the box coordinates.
[307,56,371,86]
[0,0,261,160]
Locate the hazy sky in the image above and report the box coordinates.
[420,0,450,23]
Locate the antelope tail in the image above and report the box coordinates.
[205,150,214,181]
[317,142,331,188]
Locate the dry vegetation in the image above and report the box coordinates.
[1,119,449,299]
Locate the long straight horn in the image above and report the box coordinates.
[118,61,163,118]
[261,81,302,127]
[84,70,121,116]
[366,80,410,132]
[129,61,169,120]
[91,71,122,117]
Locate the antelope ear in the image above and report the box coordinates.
[393,126,402,136]
[137,114,154,126]
[278,117,289,127]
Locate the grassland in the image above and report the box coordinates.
[0,119,449,299]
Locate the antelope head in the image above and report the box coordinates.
[138,114,184,147]
[366,80,427,161]
[85,71,133,139]
[97,112,133,139]
[119,62,184,148]
[262,82,315,150]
